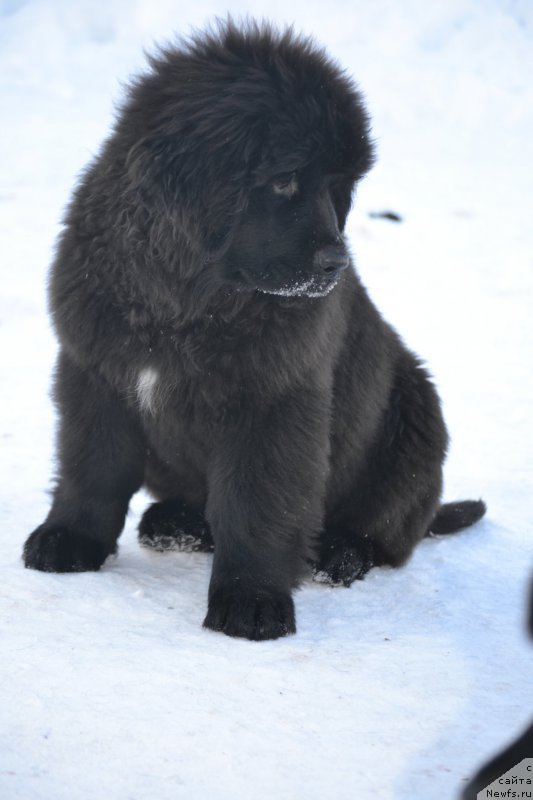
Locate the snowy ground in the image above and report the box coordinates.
[1,1,532,799]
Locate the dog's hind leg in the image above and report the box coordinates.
[315,359,449,587]
[138,497,214,552]
[316,359,486,587]
[316,496,487,587]
[314,497,438,587]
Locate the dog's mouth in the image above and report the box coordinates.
[256,274,340,298]
[233,262,340,298]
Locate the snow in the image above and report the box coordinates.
[1,1,532,798]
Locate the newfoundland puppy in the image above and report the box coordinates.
[23,21,485,639]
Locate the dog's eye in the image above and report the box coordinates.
[272,173,298,198]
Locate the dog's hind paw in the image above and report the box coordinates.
[138,498,214,553]
[313,535,374,587]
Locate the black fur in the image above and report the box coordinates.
[139,497,213,552]
[23,21,486,639]
[429,499,486,535]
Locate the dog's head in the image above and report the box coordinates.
[123,20,374,298]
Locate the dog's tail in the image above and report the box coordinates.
[427,499,486,535]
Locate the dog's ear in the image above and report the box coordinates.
[330,90,376,231]
[125,132,252,256]
[329,179,356,233]
[123,67,270,256]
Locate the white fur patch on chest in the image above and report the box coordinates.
[136,366,159,414]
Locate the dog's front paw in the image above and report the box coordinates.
[203,586,296,640]
[23,524,112,572]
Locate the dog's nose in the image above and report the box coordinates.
[314,245,350,275]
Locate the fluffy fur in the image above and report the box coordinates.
[23,21,485,640]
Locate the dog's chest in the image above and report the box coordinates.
[129,297,337,424]
[136,366,160,414]
[131,338,249,425]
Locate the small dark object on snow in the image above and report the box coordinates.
[23,20,486,640]
[368,210,403,222]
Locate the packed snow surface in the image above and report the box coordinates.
[1,1,532,798]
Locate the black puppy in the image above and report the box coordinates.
[23,21,485,640]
